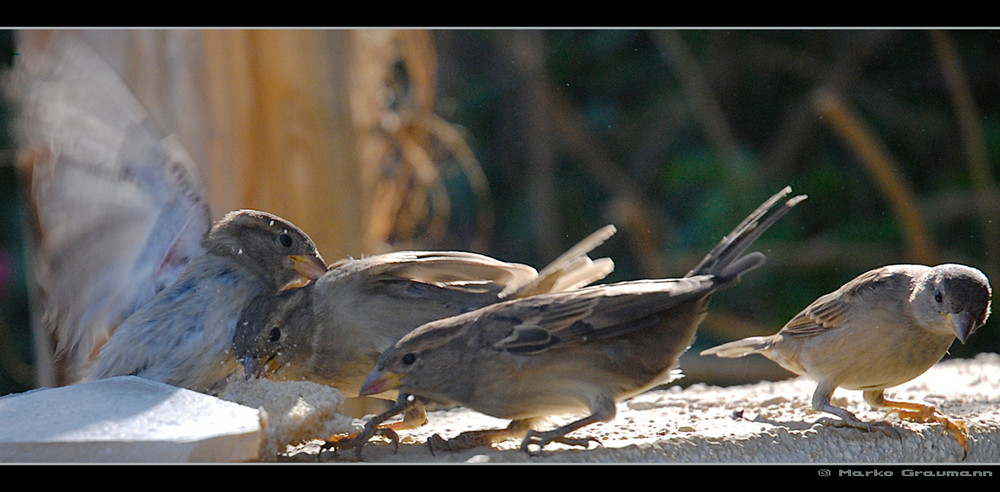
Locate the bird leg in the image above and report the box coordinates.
[519,395,615,454]
[426,419,535,455]
[811,383,900,438]
[519,413,604,454]
[320,394,417,459]
[427,398,613,455]
[864,389,969,457]
[381,400,428,431]
[322,426,400,460]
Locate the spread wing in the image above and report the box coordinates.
[5,33,210,377]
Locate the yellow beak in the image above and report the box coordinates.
[359,369,402,396]
[242,353,283,380]
[283,254,328,289]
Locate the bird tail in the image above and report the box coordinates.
[685,186,806,282]
[699,336,774,358]
[502,225,617,299]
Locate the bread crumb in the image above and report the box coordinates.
[221,378,357,460]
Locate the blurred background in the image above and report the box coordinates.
[1,29,997,397]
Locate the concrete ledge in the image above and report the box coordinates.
[2,354,997,463]
[0,376,264,463]
[281,353,1000,463]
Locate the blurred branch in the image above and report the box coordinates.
[545,85,673,278]
[345,30,492,253]
[812,87,938,264]
[624,96,687,185]
[745,33,900,178]
[651,30,750,185]
[499,31,562,261]
[930,30,999,272]
[360,30,450,251]
[422,113,495,251]
[923,186,1000,228]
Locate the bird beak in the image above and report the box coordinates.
[283,254,327,290]
[243,354,281,380]
[948,310,977,344]
[243,355,260,380]
[359,368,402,396]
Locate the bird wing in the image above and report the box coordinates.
[779,266,911,338]
[326,223,615,306]
[490,277,717,355]
[500,225,616,298]
[6,33,210,375]
[338,250,540,296]
[307,251,544,324]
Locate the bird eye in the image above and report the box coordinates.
[268,327,282,343]
[934,290,943,303]
[277,232,293,248]
[402,353,416,365]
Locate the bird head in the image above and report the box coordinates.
[915,264,992,344]
[203,210,327,289]
[234,286,314,380]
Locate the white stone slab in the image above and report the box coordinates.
[0,376,264,463]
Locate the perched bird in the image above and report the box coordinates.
[356,187,804,453]
[5,32,327,392]
[701,263,992,455]
[234,225,616,423]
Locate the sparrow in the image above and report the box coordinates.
[5,32,327,392]
[701,263,992,456]
[89,209,327,394]
[235,225,616,426]
[356,187,804,454]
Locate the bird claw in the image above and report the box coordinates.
[863,420,902,439]
[818,416,901,439]
[520,429,601,454]
[426,433,452,456]
[426,432,493,456]
[319,426,400,460]
[318,394,413,460]
[887,406,970,458]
